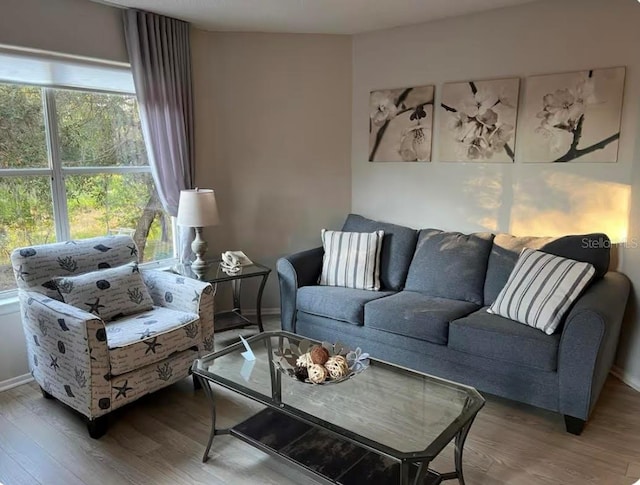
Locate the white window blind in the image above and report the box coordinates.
[0,51,135,94]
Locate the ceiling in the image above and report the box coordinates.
[94,0,542,35]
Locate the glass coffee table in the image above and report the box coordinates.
[192,331,484,485]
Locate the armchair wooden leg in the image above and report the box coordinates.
[40,386,54,400]
[87,416,109,439]
[564,415,586,435]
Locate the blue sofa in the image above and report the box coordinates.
[277,214,630,434]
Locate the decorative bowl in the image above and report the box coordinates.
[273,338,369,385]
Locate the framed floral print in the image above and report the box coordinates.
[439,78,520,163]
[369,85,434,162]
[520,67,625,162]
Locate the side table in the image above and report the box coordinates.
[173,260,271,332]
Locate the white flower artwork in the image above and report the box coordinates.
[520,67,625,162]
[369,85,434,162]
[439,78,520,163]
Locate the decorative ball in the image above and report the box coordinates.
[307,363,328,384]
[296,352,313,367]
[310,345,330,365]
[325,355,349,379]
[294,365,309,381]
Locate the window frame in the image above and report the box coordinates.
[0,84,177,298]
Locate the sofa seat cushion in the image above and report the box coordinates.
[105,306,200,376]
[449,308,561,372]
[364,291,479,345]
[297,286,395,326]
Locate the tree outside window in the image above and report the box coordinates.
[0,83,173,292]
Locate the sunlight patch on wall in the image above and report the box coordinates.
[510,172,630,243]
[461,172,504,232]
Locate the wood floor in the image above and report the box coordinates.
[1,318,640,485]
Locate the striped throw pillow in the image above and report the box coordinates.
[319,229,384,291]
[487,248,595,335]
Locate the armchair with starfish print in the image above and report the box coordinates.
[11,235,214,438]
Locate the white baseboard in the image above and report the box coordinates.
[0,373,33,392]
[611,366,640,392]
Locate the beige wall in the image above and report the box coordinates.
[351,0,640,385]
[191,31,352,310]
[0,0,127,62]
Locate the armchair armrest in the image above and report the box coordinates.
[557,271,630,421]
[276,246,324,332]
[141,269,215,352]
[18,290,111,419]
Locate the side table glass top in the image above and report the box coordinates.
[173,259,271,283]
[193,331,485,460]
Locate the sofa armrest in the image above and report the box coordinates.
[557,271,630,420]
[141,269,215,352]
[18,290,111,419]
[276,246,324,332]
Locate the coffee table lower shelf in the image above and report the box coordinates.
[228,408,445,485]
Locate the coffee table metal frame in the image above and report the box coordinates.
[193,331,484,485]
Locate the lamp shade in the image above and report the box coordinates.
[176,189,220,227]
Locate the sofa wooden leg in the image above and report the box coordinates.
[87,416,109,439]
[564,415,586,435]
[40,386,54,400]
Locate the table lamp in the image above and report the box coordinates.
[176,188,220,279]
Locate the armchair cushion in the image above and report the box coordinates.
[105,307,199,376]
[54,262,154,322]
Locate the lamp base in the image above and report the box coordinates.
[191,228,209,280]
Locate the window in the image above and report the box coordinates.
[0,83,173,292]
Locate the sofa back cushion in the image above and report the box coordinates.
[404,229,495,305]
[484,233,610,305]
[342,214,418,291]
